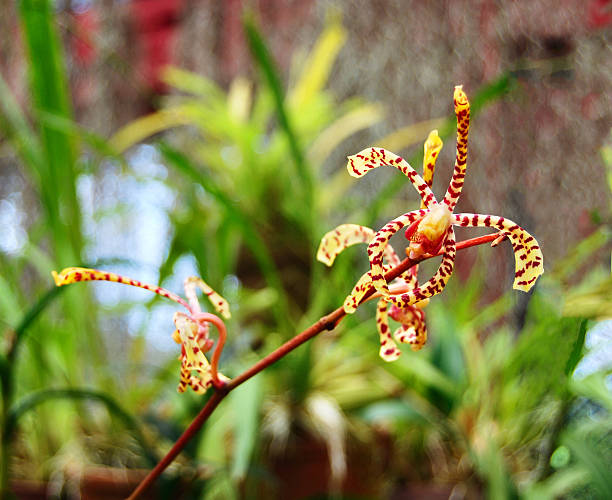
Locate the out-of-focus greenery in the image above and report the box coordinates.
[0,2,611,499]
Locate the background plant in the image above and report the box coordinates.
[1,1,611,499]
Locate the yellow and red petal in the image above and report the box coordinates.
[442,86,470,211]
[174,311,220,394]
[387,228,457,307]
[366,209,429,296]
[51,266,190,309]
[422,130,443,205]
[343,271,375,313]
[347,147,438,208]
[184,276,231,319]
[177,363,191,393]
[317,224,401,268]
[453,213,543,291]
[393,323,427,351]
[376,299,401,362]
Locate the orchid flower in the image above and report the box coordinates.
[317,130,442,360]
[51,267,231,394]
[319,86,544,359]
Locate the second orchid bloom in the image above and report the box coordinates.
[317,86,543,361]
[52,267,231,394]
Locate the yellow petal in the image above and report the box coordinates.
[184,276,231,319]
[376,299,401,362]
[387,228,457,308]
[422,129,443,209]
[317,224,401,267]
[367,209,428,297]
[453,214,544,292]
[346,147,437,208]
[442,85,471,210]
[51,267,189,308]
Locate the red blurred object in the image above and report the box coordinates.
[72,7,98,66]
[588,0,612,28]
[130,0,184,94]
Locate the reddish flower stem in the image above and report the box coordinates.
[128,231,502,499]
[127,391,224,499]
[192,312,227,389]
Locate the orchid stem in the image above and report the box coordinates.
[192,312,227,389]
[128,231,503,498]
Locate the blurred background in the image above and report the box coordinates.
[1,0,611,498]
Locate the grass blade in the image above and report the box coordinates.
[243,15,313,229]
[159,143,292,331]
[18,0,82,262]
[4,388,158,466]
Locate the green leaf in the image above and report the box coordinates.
[109,105,194,153]
[0,72,43,184]
[243,14,313,229]
[159,143,292,332]
[565,319,588,376]
[5,388,158,466]
[359,400,424,423]
[19,0,82,263]
[230,374,264,480]
[287,16,347,109]
[0,274,22,328]
[563,432,612,499]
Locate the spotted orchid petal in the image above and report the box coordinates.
[389,228,456,308]
[183,276,231,319]
[394,324,426,352]
[173,312,214,394]
[343,270,376,313]
[442,86,470,210]
[343,263,421,314]
[453,213,543,291]
[52,267,190,309]
[390,304,427,351]
[317,223,401,268]
[365,209,427,295]
[422,130,443,204]
[396,129,443,309]
[376,299,401,361]
[347,147,438,208]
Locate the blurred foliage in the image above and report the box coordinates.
[0,2,611,499]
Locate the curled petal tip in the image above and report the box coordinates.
[424,129,442,150]
[184,276,231,319]
[453,85,469,110]
[51,267,85,286]
[346,154,362,178]
[317,224,378,267]
[51,270,62,287]
[379,346,401,362]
